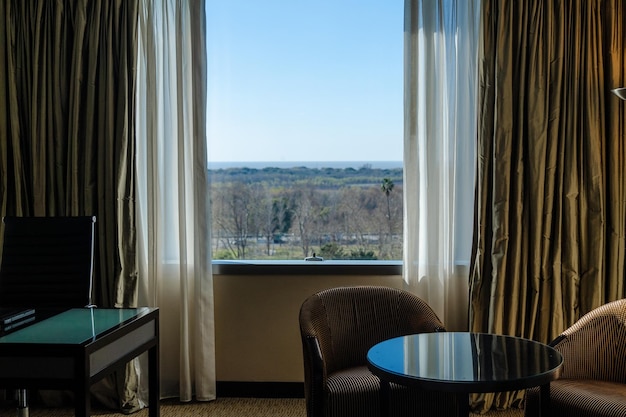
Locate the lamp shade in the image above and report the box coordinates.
[613,88,626,100]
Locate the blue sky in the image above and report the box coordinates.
[206,1,404,163]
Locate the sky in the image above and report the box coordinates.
[205,1,404,164]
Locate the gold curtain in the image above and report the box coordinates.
[0,0,140,412]
[470,0,626,412]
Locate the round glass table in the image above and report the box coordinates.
[367,332,563,417]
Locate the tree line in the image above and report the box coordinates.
[209,165,403,260]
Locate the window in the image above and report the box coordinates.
[206,1,403,261]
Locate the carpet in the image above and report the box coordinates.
[0,397,524,417]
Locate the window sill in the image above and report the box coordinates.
[212,260,402,276]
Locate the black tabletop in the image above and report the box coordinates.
[367,332,563,393]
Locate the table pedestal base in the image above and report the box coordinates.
[456,393,469,417]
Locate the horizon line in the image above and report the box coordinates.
[208,160,403,169]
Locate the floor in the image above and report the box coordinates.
[0,397,525,417]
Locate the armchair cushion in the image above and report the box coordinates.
[327,365,457,417]
[326,366,379,417]
[525,379,626,417]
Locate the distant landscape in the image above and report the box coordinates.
[209,163,404,260]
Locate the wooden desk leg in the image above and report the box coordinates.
[74,379,90,417]
[540,383,551,416]
[74,359,90,417]
[457,393,470,417]
[149,343,161,417]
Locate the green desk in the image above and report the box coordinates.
[0,307,159,417]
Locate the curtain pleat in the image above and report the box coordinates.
[403,0,481,331]
[471,0,626,412]
[0,0,141,412]
[136,0,216,402]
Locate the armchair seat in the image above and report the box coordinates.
[526,379,626,417]
[327,366,457,417]
[326,366,379,417]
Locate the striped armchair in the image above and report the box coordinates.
[524,299,626,417]
[299,286,457,417]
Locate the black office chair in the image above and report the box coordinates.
[0,216,96,417]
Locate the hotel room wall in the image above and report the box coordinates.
[212,274,405,382]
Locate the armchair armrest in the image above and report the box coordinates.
[302,335,327,417]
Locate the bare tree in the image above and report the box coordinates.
[289,184,328,258]
[214,182,257,259]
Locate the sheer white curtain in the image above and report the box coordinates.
[403,0,480,331]
[135,0,215,402]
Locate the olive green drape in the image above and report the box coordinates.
[470,0,626,412]
[0,0,140,412]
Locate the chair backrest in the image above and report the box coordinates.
[0,216,96,309]
[299,285,445,374]
[554,298,626,381]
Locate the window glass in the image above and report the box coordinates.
[206,1,403,260]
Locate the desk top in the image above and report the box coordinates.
[0,307,155,345]
[367,332,563,393]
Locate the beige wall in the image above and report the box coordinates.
[213,274,405,382]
